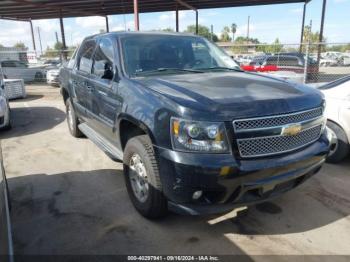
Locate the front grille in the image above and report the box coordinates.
[234,107,323,131]
[237,124,322,157]
[233,107,324,158]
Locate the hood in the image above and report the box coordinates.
[134,72,324,120]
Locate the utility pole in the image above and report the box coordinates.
[210,25,213,41]
[37,27,43,56]
[55,32,59,44]
[246,16,250,41]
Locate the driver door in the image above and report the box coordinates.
[88,37,121,144]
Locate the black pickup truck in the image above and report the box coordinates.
[60,32,331,218]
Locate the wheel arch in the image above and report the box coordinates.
[117,114,157,151]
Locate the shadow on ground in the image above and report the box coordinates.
[0,107,65,139]
[8,165,350,255]
[9,94,44,103]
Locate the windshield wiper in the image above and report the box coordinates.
[135,68,204,76]
[200,66,243,72]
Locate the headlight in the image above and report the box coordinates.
[170,117,229,153]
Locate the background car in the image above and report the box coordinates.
[0,66,11,130]
[46,66,61,87]
[318,76,350,163]
[0,60,47,82]
[249,54,318,74]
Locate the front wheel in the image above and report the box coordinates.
[123,135,168,218]
[326,121,349,163]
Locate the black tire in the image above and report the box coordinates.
[1,108,11,131]
[35,72,44,82]
[123,135,168,218]
[326,121,349,164]
[65,98,83,138]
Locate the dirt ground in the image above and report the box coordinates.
[1,85,350,256]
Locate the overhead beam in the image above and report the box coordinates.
[175,0,197,11]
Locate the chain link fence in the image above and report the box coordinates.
[0,48,74,83]
[1,43,350,85]
[221,42,350,84]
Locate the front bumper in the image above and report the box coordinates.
[47,75,60,85]
[155,131,330,215]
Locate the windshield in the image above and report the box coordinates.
[120,34,240,76]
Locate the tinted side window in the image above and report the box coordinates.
[78,40,96,73]
[92,38,114,80]
[1,61,16,67]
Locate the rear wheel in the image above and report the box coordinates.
[66,98,83,138]
[35,72,44,82]
[1,107,11,131]
[326,121,349,163]
[123,135,168,218]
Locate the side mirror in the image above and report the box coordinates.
[102,63,114,81]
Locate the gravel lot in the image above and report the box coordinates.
[1,85,350,256]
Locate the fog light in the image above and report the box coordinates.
[192,190,203,200]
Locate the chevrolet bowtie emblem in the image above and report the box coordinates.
[281,124,302,136]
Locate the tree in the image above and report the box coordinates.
[257,38,283,54]
[162,28,174,32]
[184,24,218,41]
[231,37,261,53]
[13,42,27,50]
[54,41,64,50]
[220,26,232,42]
[0,43,3,48]
[301,25,327,52]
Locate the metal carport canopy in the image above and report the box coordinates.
[0,0,307,20]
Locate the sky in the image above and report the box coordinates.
[0,0,349,51]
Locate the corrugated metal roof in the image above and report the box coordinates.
[0,0,307,21]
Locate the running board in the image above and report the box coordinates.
[78,123,123,162]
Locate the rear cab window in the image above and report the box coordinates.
[77,40,97,73]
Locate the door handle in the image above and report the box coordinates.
[86,83,94,92]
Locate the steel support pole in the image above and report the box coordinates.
[299,2,307,52]
[29,20,36,51]
[37,27,43,55]
[105,16,109,32]
[134,0,139,31]
[317,0,327,66]
[59,15,67,60]
[195,11,198,35]
[176,5,179,32]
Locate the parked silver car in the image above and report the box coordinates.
[0,67,11,130]
[1,60,47,82]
